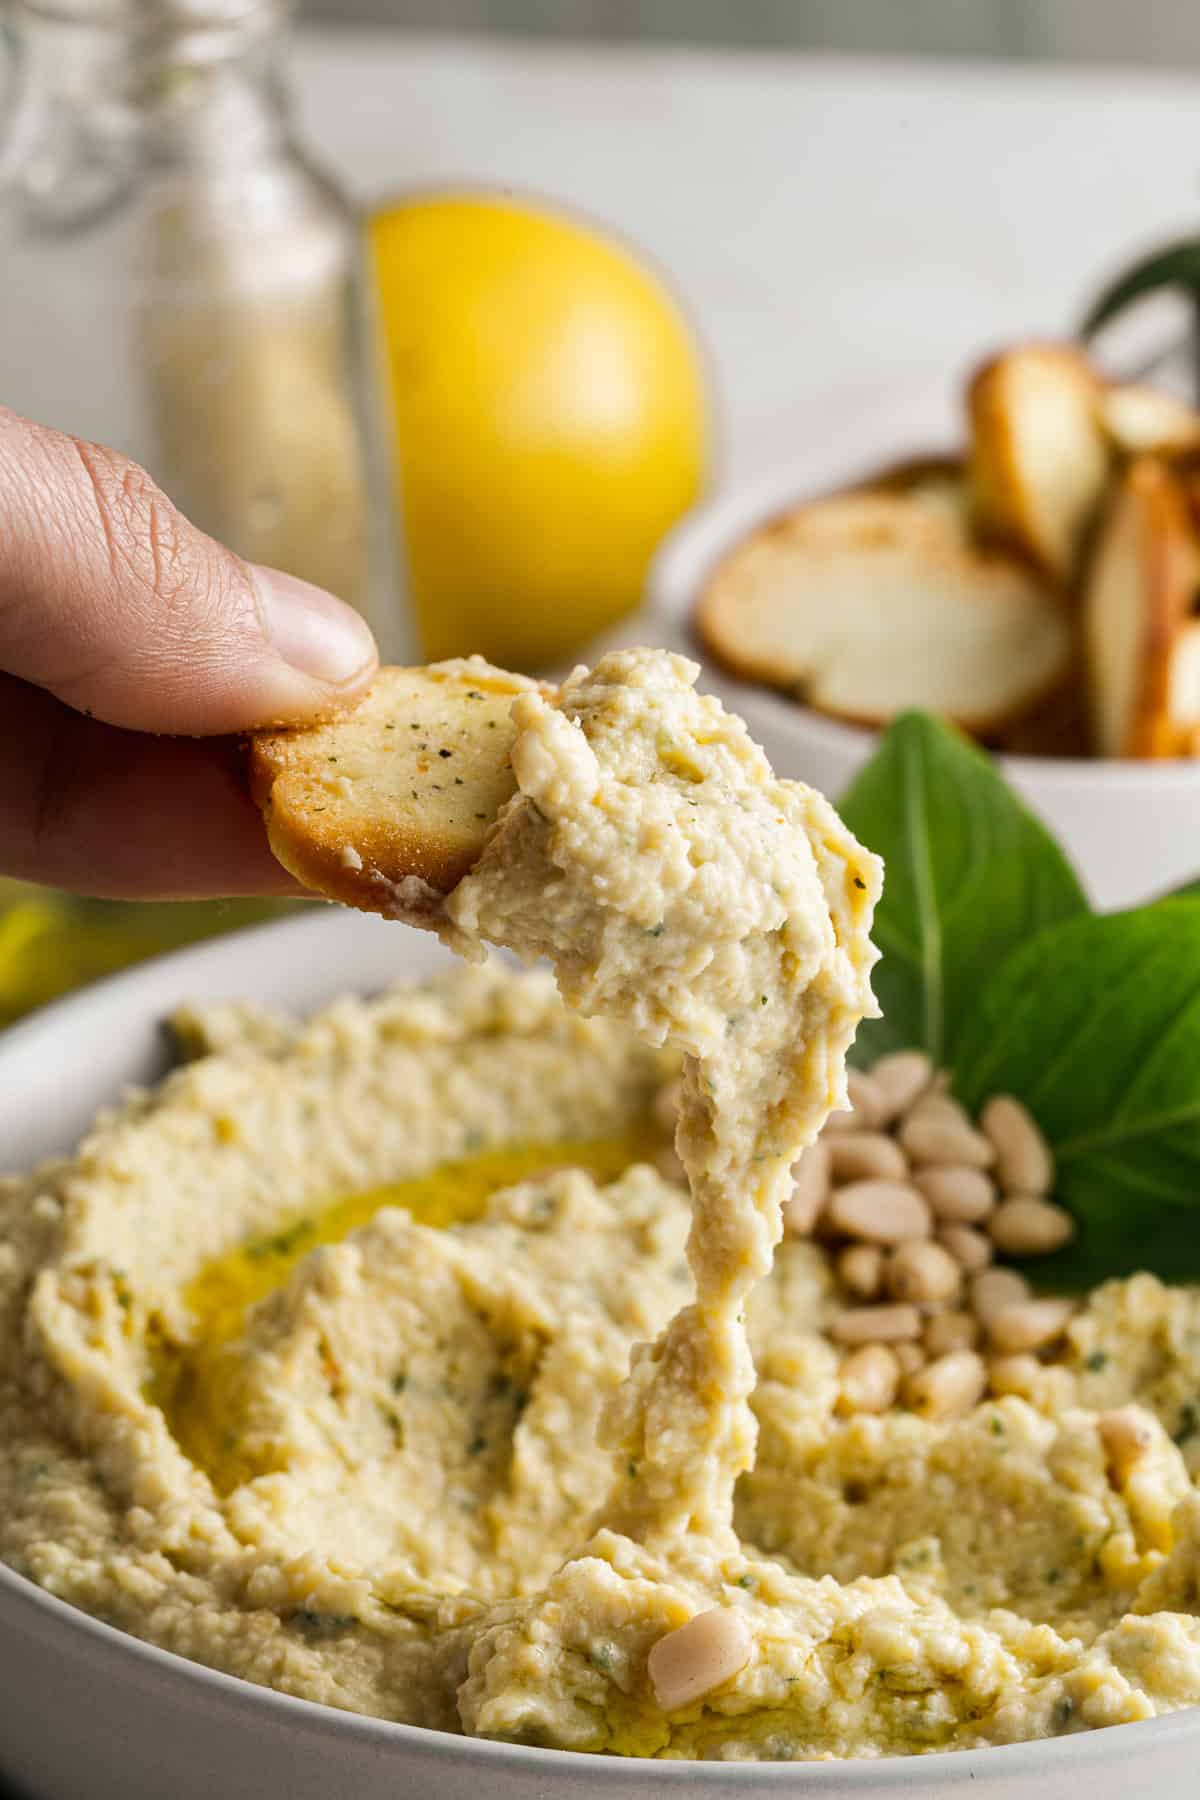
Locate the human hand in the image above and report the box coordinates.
[0,406,378,899]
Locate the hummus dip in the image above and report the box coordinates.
[4,649,1200,1760]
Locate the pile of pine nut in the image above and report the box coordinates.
[785,1052,1078,1421]
[655,1052,1079,1426]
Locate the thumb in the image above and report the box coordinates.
[0,407,378,734]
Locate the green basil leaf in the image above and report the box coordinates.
[839,712,1088,1068]
[954,901,1200,1287]
[1081,238,1200,338]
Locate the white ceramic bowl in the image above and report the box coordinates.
[2,908,1199,1798]
[646,470,1200,912]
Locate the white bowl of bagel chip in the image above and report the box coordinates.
[691,454,1078,754]
[647,343,1200,910]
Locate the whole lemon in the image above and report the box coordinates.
[367,192,709,669]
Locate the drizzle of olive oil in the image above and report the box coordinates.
[150,1127,660,1488]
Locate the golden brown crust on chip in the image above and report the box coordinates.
[842,452,966,499]
[1083,457,1200,759]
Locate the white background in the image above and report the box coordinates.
[291,30,1200,498]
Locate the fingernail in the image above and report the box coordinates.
[251,565,377,686]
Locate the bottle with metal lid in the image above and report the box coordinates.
[0,0,400,649]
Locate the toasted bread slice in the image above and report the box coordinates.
[248,659,540,919]
[1166,621,1200,756]
[840,454,989,552]
[967,343,1110,584]
[845,453,971,524]
[1099,382,1200,458]
[1083,456,1200,757]
[693,483,1074,741]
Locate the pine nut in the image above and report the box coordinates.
[830,1303,922,1345]
[986,1353,1042,1397]
[894,1342,926,1376]
[913,1166,996,1224]
[653,1078,682,1135]
[828,1132,909,1183]
[870,1050,934,1122]
[981,1095,1054,1195]
[899,1111,995,1171]
[826,1180,932,1244]
[886,1240,963,1305]
[908,1093,973,1129]
[970,1267,1031,1324]
[783,1141,831,1235]
[837,1344,900,1414]
[647,1608,753,1712]
[937,1223,993,1272]
[829,1068,887,1131]
[924,1309,980,1356]
[826,1071,887,1132]
[849,1067,888,1126]
[1098,1408,1156,1484]
[987,1297,1075,1353]
[836,1242,885,1299]
[904,1349,987,1420]
[987,1198,1075,1257]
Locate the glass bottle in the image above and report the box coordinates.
[0,0,406,1018]
[0,0,400,652]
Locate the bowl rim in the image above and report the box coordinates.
[2,912,1199,1782]
[3,1546,1200,1784]
[647,458,1200,794]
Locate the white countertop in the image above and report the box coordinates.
[294,29,1200,494]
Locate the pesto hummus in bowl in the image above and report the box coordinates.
[3,651,1200,1771]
